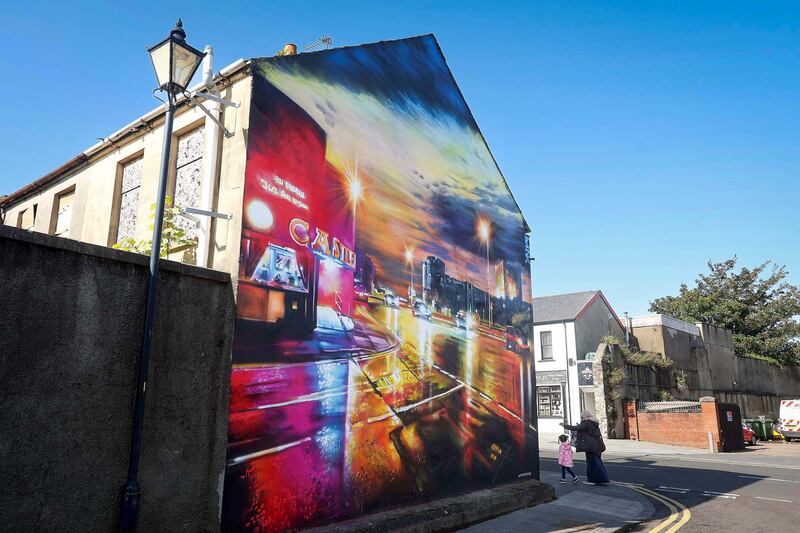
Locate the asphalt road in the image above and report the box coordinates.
[540,440,800,532]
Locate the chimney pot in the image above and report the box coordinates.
[282,43,298,56]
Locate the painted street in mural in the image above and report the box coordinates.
[222,36,536,531]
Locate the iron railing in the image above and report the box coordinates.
[637,400,701,413]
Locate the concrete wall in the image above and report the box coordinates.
[0,226,234,531]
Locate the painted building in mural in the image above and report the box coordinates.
[1,35,537,532]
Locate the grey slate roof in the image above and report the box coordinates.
[532,291,599,324]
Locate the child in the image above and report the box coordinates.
[558,434,578,483]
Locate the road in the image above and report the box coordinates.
[540,439,800,532]
[223,303,537,531]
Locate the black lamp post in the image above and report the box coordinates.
[119,19,204,533]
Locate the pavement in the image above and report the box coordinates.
[461,470,654,533]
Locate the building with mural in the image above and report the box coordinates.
[1,35,536,531]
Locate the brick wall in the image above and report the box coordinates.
[623,398,721,451]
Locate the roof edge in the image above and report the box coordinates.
[1,58,251,209]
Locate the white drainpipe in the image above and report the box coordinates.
[198,45,222,268]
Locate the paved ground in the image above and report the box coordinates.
[462,469,654,532]
[535,433,800,532]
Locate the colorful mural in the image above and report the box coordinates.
[222,35,538,531]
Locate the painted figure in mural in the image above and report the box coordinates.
[223,35,537,531]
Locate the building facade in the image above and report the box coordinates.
[532,291,625,433]
[2,36,538,532]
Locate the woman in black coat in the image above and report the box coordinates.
[560,410,609,484]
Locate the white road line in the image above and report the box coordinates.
[656,488,688,494]
[703,491,739,498]
[646,454,800,471]
[755,496,793,503]
[659,486,691,491]
[739,475,800,483]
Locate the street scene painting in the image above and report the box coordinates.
[222,35,537,531]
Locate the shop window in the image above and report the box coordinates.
[173,126,204,241]
[52,189,75,238]
[251,244,307,291]
[540,330,553,360]
[536,385,563,418]
[17,204,37,230]
[116,156,143,242]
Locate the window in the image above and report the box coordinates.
[116,156,143,242]
[52,189,75,238]
[173,126,204,241]
[16,204,37,230]
[540,331,553,360]
[537,385,563,417]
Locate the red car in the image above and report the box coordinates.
[505,326,530,354]
[742,423,758,446]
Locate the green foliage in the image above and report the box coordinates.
[608,367,626,388]
[650,257,800,366]
[655,389,675,402]
[602,335,673,370]
[113,197,196,262]
[674,369,688,392]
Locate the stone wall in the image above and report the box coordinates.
[0,225,234,531]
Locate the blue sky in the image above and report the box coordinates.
[2,1,798,315]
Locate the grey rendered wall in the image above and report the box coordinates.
[574,297,624,361]
[0,225,234,532]
[698,324,800,417]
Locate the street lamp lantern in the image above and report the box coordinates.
[147,19,205,95]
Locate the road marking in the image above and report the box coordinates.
[659,486,690,491]
[617,482,690,533]
[701,491,737,499]
[739,475,800,483]
[656,488,688,494]
[646,454,800,471]
[755,496,793,503]
[703,491,740,497]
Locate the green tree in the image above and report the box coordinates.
[113,197,196,262]
[649,257,800,366]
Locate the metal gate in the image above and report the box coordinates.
[717,402,745,452]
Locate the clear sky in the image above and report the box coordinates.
[2,1,798,316]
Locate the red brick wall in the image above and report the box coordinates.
[636,412,709,448]
[625,398,721,451]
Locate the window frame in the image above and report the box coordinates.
[540,330,554,361]
[109,151,145,246]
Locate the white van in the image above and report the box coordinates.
[778,400,800,441]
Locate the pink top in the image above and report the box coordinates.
[558,441,574,467]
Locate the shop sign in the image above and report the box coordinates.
[289,217,356,268]
[577,361,594,387]
[536,370,566,385]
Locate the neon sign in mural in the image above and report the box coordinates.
[223,35,537,532]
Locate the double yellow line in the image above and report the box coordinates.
[614,482,691,532]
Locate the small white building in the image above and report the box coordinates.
[533,290,625,434]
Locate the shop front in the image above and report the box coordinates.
[234,80,355,356]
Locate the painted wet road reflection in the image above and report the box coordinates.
[222,305,535,531]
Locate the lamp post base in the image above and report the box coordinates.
[119,480,141,532]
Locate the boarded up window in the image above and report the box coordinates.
[53,190,75,238]
[174,127,204,240]
[17,204,37,230]
[117,157,143,242]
